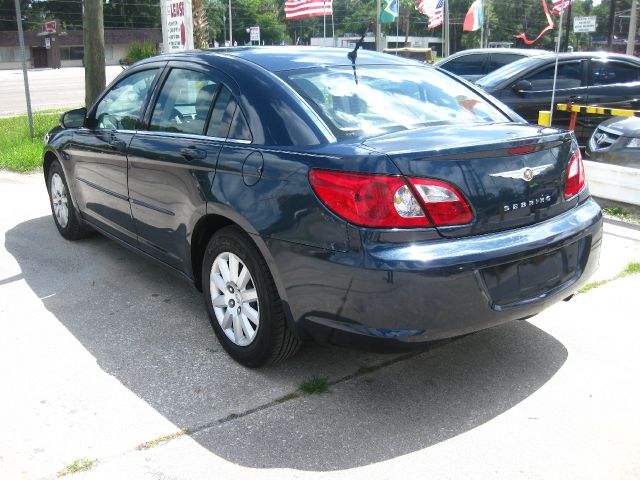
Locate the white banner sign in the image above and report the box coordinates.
[161,0,194,52]
[249,26,260,43]
[574,16,597,33]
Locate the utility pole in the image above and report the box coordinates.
[563,1,572,51]
[83,0,105,108]
[627,0,638,55]
[376,0,382,51]
[607,0,616,51]
[14,0,33,139]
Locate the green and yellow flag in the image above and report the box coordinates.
[379,0,399,24]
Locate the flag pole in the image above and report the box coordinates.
[331,3,335,46]
[480,0,484,48]
[444,0,450,57]
[323,0,326,40]
[549,9,564,126]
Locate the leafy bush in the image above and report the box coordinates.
[124,41,158,65]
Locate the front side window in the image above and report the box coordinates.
[150,69,218,135]
[591,60,639,85]
[525,62,582,90]
[282,66,508,138]
[487,53,525,71]
[94,68,159,130]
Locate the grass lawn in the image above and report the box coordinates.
[0,111,63,173]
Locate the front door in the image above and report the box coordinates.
[127,64,238,271]
[67,66,162,243]
[32,47,47,68]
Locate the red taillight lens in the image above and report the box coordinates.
[309,170,429,227]
[309,170,473,228]
[408,178,473,226]
[564,148,586,199]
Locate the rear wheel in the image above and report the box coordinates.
[47,161,92,240]
[202,226,301,367]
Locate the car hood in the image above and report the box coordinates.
[597,116,640,137]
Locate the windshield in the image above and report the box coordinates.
[475,57,540,90]
[281,65,509,138]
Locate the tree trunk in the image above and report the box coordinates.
[83,0,105,108]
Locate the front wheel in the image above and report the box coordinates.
[47,160,93,240]
[203,226,301,367]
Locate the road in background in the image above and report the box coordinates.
[1,172,639,480]
[0,66,122,117]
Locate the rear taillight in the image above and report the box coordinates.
[564,148,585,199]
[309,170,472,228]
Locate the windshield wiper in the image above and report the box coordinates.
[347,22,373,85]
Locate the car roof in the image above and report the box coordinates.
[146,46,425,72]
[517,51,640,64]
[443,48,550,58]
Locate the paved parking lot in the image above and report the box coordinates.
[0,67,122,117]
[1,172,639,479]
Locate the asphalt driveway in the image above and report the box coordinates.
[1,172,639,479]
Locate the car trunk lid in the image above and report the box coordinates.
[362,123,577,237]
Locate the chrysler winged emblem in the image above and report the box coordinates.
[490,164,552,182]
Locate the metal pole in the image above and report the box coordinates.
[444,0,450,56]
[607,0,616,51]
[323,0,326,40]
[549,10,564,126]
[376,0,382,51]
[228,0,233,45]
[627,0,638,55]
[14,0,33,139]
[396,0,399,51]
[563,2,572,51]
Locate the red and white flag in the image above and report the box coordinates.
[551,0,572,15]
[284,0,333,20]
[416,0,444,29]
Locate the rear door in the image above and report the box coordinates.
[586,58,640,128]
[127,62,237,271]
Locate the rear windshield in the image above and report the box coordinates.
[281,65,509,138]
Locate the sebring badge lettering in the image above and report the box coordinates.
[503,195,552,212]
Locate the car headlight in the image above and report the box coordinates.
[625,137,640,148]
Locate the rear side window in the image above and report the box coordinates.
[95,68,159,130]
[206,86,235,138]
[442,54,485,76]
[591,61,639,85]
[487,54,525,71]
[150,68,217,135]
[526,62,582,90]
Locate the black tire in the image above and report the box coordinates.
[202,226,301,367]
[47,161,93,240]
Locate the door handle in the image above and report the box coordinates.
[180,147,207,161]
[108,138,127,150]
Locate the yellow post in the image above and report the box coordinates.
[538,110,551,126]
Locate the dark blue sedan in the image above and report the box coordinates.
[43,47,602,367]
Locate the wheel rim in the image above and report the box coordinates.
[50,173,69,228]
[210,251,260,347]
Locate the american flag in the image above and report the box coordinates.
[416,0,444,29]
[552,0,572,15]
[284,0,333,20]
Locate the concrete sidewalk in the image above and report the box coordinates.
[1,172,639,480]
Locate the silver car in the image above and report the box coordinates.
[587,117,640,169]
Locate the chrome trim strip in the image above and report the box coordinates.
[76,177,128,202]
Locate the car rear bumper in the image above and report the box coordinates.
[266,198,602,350]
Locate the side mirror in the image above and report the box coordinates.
[60,108,87,129]
[512,80,532,95]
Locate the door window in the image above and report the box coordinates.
[525,62,582,90]
[150,69,218,135]
[487,53,525,71]
[441,54,486,76]
[94,68,159,130]
[206,86,236,138]
[591,61,640,85]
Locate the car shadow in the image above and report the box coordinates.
[5,215,568,472]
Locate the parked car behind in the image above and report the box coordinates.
[475,52,640,145]
[586,116,640,168]
[435,48,549,82]
[44,47,602,367]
